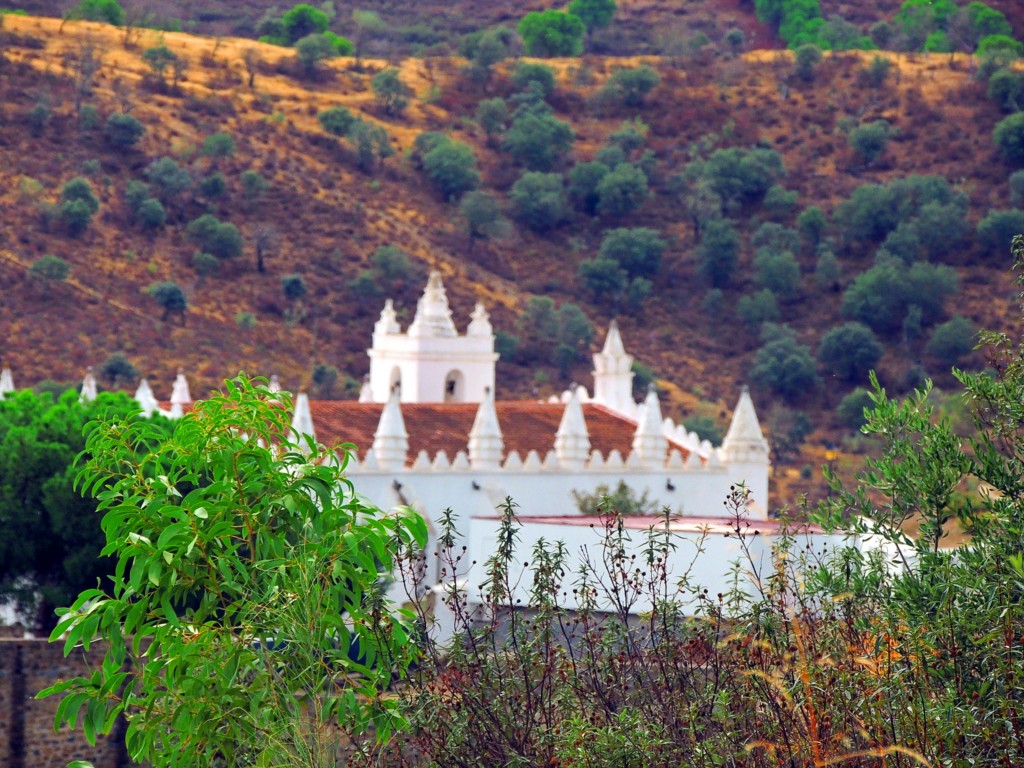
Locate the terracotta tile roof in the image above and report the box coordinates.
[307,401,690,466]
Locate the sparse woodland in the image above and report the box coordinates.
[0,0,1023,504]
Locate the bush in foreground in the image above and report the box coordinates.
[45,378,427,766]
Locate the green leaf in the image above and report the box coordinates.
[160,596,179,627]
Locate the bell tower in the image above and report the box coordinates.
[367,272,498,403]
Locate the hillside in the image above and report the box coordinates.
[6,0,1024,57]
[1,13,1022,505]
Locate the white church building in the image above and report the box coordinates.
[1,272,840,633]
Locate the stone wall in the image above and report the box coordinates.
[0,637,127,768]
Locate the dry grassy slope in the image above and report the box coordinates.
[5,0,780,54]
[0,16,1020,505]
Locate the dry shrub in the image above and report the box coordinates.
[360,262,1024,767]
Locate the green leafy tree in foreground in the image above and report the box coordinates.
[42,377,427,767]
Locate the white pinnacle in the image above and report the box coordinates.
[290,392,317,447]
[80,368,98,403]
[467,302,493,338]
[374,299,401,337]
[554,386,591,469]
[592,320,635,415]
[0,367,15,399]
[358,377,374,403]
[407,271,457,338]
[722,386,769,464]
[134,378,159,416]
[630,385,667,467]
[468,386,503,469]
[170,370,191,405]
[373,385,409,469]
[601,319,628,358]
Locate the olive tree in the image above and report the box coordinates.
[422,137,480,199]
[145,157,192,205]
[29,254,72,283]
[460,190,502,239]
[509,172,570,231]
[600,66,660,109]
[146,281,188,322]
[104,112,144,148]
[848,120,892,166]
[503,111,574,172]
[463,28,510,84]
[977,209,1024,254]
[698,218,740,288]
[925,315,977,367]
[596,163,648,218]
[793,43,822,82]
[60,177,100,236]
[281,3,330,42]
[568,0,616,33]
[598,227,665,279]
[818,322,884,382]
[372,68,412,116]
[317,106,356,136]
[749,324,821,402]
[518,9,585,57]
[994,112,1024,165]
[294,33,337,77]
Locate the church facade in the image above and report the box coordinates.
[286,272,793,628]
[2,273,824,637]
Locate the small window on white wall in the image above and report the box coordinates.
[390,366,402,392]
[444,370,464,402]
